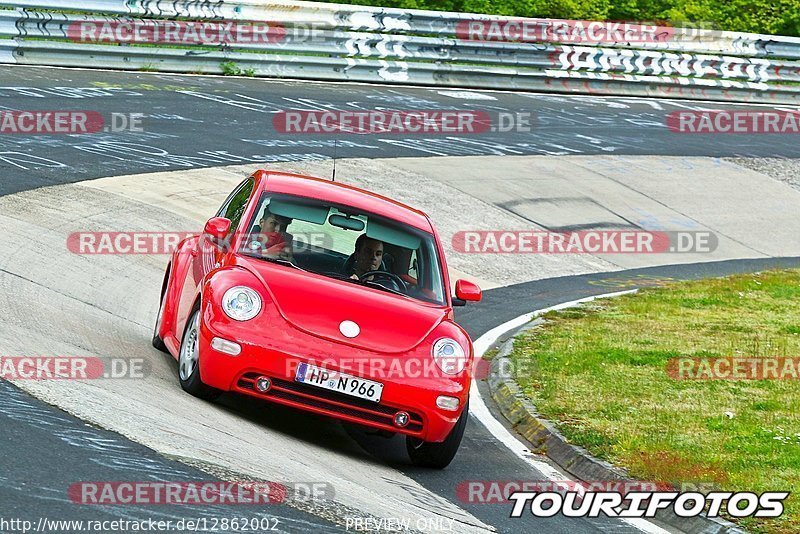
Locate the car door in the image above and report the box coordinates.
[199,177,254,279]
[177,178,256,336]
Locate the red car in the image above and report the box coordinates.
[152,171,482,468]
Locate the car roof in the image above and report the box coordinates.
[256,171,434,232]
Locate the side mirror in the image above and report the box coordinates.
[203,217,231,245]
[453,279,482,307]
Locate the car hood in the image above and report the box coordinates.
[238,257,447,353]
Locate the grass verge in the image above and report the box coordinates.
[509,268,800,533]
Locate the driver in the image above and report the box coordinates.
[348,234,384,279]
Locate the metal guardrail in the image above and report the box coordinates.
[1,1,800,103]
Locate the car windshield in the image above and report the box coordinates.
[240,192,447,306]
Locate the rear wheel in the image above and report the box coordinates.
[178,310,221,401]
[406,401,469,469]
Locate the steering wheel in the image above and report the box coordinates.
[360,270,408,293]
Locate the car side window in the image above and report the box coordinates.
[216,178,251,217]
[221,178,255,236]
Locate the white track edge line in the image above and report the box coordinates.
[469,289,673,534]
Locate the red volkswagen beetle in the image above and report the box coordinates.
[152,171,482,468]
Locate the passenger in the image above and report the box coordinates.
[256,207,293,259]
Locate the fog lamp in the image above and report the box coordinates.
[255,376,272,392]
[393,411,410,428]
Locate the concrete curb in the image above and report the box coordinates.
[486,322,747,534]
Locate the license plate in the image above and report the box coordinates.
[295,363,383,402]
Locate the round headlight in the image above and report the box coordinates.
[432,338,467,375]
[222,286,262,321]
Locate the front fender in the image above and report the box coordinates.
[161,236,200,355]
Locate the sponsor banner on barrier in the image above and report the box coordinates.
[667,110,800,134]
[456,19,677,44]
[0,357,147,380]
[0,111,144,135]
[668,357,800,380]
[452,230,717,254]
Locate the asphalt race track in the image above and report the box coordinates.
[0,380,345,533]
[2,65,800,534]
[2,65,800,197]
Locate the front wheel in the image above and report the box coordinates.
[406,401,469,469]
[178,310,221,401]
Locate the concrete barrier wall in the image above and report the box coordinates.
[2,1,799,103]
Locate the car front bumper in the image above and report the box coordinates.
[197,311,470,443]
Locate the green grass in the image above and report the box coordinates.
[509,269,800,533]
[220,61,255,77]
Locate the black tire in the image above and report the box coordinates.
[178,309,222,401]
[406,401,469,469]
[151,271,170,353]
